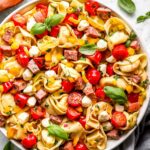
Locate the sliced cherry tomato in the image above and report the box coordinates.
[36,3,48,18]
[31,106,46,120]
[3,81,13,93]
[111,112,127,128]
[51,65,59,73]
[75,143,88,150]
[36,30,48,39]
[112,44,128,60]
[85,0,100,16]
[11,14,26,27]
[14,93,29,108]
[67,107,81,120]
[87,51,102,65]
[62,80,74,93]
[73,28,83,38]
[17,46,29,53]
[86,68,101,85]
[21,134,37,149]
[79,116,86,128]
[49,25,60,37]
[0,52,3,62]
[106,64,114,76]
[33,57,45,69]
[64,13,78,27]
[127,93,139,103]
[67,92,82,107]
[95,87,105,99]
[128,102,140,113]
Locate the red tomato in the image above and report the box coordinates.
[51,65,59,73]
[127,93,139,103]
[79,116,86,128]
[112,44,128,60]
[21,134,37,149]
[30,106,46,120]
[87,51,102,65]
[36,30,48,39]
[95,87,105,99]
[111,112,127,128]
[73,28,83,38]
[106,64,114,76]
[67,107,81,120]
[16,51,30,68]
[75,143,88,150]
[33,57,45,69]
[3,81,13,93]
[49,26,60,37]
[86,68,101,85]
[11,14,26,27]
[128,102,140,113]
[36,3,48,18]
[85,0,100,16]
[0,52,3,62]
[17,46,29,53]
[67,92,82,107]
[62,80,74,93]
[64,13,78,27]
[14,93,29,108]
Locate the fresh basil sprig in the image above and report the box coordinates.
[3,141,13,150]
[104,86,127,105]
[137,11,150,23]
[31,14,64,35]
[118,0,136,14]
[79,44,98,55]
[47,124,68,140]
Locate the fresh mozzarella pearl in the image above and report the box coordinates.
[23,85,33,94]
[115,104,124,112]
[82,96,92,107]
[98,64,107,76]
[41,118,50,128]
[45,70,56,78]
[27,17,36,31]
[77,20,89,31]
[98,111,110,122]
[97,39,107,51]
[106,55,116,63]
[27,96,37,107]
[60,1,69,9]
[102,122,113,131]
[29,46,40,57]
[23,69,33,81]
[17,112,29,124]
[60,26,70,37]
[81,34,88,41]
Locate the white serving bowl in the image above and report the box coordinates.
[0,0,150,150]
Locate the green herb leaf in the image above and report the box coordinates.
[104,86,127,105]
[125,40,131,48]
[118,0,136,14]
[3,141,13,150]
[146,11,150,17]
[47,124,68,140]
[80,57,86,61]
[79,44,98,55]
[31,23,46,35]
[137,15,147,23]
[129,31,137,40]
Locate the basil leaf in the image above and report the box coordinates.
[45,14,64,30]
[104,86,127,105]
[79,44,98,55]
[31,23,46,35]
[118,0,136,14]
[137,15,147,23]
[3,141,13,150]
[146,11,150,17]
[47,124,68,140]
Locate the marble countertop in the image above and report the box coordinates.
[0,0,150,149]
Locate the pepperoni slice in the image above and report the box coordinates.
[67,92,82,107]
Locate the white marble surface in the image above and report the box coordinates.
[0,0,150,149]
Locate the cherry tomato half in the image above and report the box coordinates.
[3,81,13,93]
[86,68,101,85]
[111,112,127,128]
[11,14,26,27]
[75,143,88,150]
[127,93,139,103]
[112,44,128,61]
[36,30,48,39]
[62,80,74,93]
[85,0,100,16]
[30,106,46,120]
[36,3,48,18]
[49,25,60,37]
[79,116,86,128]
[67,107,81,120]
[95,87,105,99]
[106,64,114,76]
[64,13,78,27]
[87,51,102,65]
[73,28,83,38]
[128,102,140,113]
[67,92,82,107]
[51,65,59,73]
[21,134,37,149]
[14,93,29,108]
[33,57,45,69]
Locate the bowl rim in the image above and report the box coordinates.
[0,0,150,150]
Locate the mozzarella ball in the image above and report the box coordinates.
[98,111,110,122]
[45,70,56,78]
[102,122,113,131]
[27,17,36,31]
[41,118,50,128]
[106,55,116,63]
[97,39,107,51]
[29,46,40,57]
[115,104,124,112]
[17,112,29,124]
[77,20,89,31]
[27,96,37,107]
[82,96,92,107]
[98,64,107,76]
[23,69,33,81]
[23,85,33,94]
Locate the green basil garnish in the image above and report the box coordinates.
[137,11,150,23]
[31,23,46,35]
[79,44,98,55]
[104,86,127,105]
[3,141,13,150]
[47,124,68,140]
[118,0,136,14]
